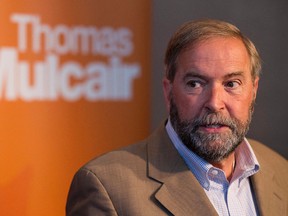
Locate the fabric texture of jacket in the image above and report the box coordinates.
[66,122,288,216]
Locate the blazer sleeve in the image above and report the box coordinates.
[66,168,118,216]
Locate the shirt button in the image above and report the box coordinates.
[211,170,218,175]
[203,182,209,188]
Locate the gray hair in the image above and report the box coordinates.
[164,19,261,81]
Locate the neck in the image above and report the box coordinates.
[211,153,236,182]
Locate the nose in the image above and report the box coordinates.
[204,84,225,112]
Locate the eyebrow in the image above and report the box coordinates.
[223,71,244,79]
[183,71,207,80]
[183,71,244,80]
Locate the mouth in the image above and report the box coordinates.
[197,123,231,133]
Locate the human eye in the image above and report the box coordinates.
[187,80,201,88]
[184,79,204,93]
[224,80,241,89]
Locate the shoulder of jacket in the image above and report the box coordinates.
[247,138,287,175]
[247,138,286,161]
[80,139,148,173]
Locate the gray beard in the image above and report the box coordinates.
[170,98,253,163]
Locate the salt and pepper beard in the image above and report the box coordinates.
[170,96,254,163]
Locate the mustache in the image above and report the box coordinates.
[189,113,238,132]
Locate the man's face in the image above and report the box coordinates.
[163,37,259,162]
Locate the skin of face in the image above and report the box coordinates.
[163,37,259,174]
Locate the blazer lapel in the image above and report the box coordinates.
[146,123,218,216]
[251,154,287,216]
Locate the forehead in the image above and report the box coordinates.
[176,37,251,77]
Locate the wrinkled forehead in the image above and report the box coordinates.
[176,37,251,72]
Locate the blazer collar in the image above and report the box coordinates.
[250,142,286,216]
[145,124,286,216]
[147,122,218,215]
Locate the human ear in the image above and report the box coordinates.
[162,78,172,112]
[253,77,259,100]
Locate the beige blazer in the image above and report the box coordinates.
[66,122,288,216]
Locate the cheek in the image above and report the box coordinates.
[172,92,203,120]
[228,97,254,122]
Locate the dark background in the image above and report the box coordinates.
[151,0,288,158]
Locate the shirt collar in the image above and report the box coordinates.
[165,118,260,190]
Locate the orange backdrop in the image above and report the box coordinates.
[0,1,151,215]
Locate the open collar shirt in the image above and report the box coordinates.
[165,119,260,216]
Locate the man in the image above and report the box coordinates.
[66,19,287,216]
